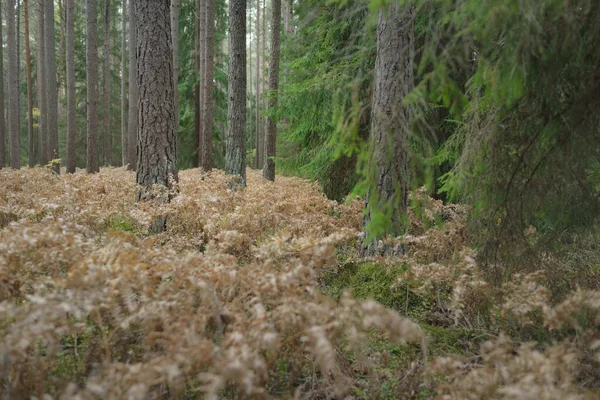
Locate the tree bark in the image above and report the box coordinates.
[58,0,65,96]
[37,0,47,166]
[46,0,60,173]
[103,0,111,165]
[86,0,99,173]
[263,0,281,181]
[201,0,214,171]
[0,2,7,168]
[225,0,246,187]
[171,0,178,157]
[127,0,137,170]
[261,0,266,169]
[134,0,178,205]
[7,0,20,169]
[66,0,76,173]
[283,0,292,34]
[120,0,127,166]
[255,0,260,169]
[24,0,35,167]
[361,3,414,256]
[197,0,206,168]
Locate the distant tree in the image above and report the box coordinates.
[103,0,111,165]
[263,0,281,181]
[225,0,246,187]
[127,0,137,170]
[0,1,6,168]
[7,0,19,169]
[24,0,35,167]
[66,0,76,173]
[134,0,178,205]
[361,2,414,256]
[45,0,60,172]
[201,0,214,171]
[86,0,99,173]
[120,0,127,166]
[37,0,47,166]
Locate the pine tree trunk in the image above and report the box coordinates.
[120,0,127,166]
[16,1,21,158]
[361,3,414,257]
[171,0,178,153]
[37,1,47,166]
[201,0,214,171]
[7,0,20,169]
[103,0,111,165]
[261,0,266,169]
[263,0,281,181]
[0,2,7,168]
[24,0,35,167]
[197,0,206,168]
[283,0,292,34]
[58,0,65,96]
[66,0,76,173]
[255,0,260,169]
[46,0,59,173]
[127,0,137,171]
[225,0,246,187]
[134,0,177,203]
[86,0,99,173]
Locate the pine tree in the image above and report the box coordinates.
[66,0,76,173]
[120,0,127,166]
[24,0,35,167]
[201,0,214,171]
[7,0,20,169]
[127,0,137,170]
[103,0,111,165]
[0,2,6,168]
[37,0,47,166]
[86,0,99,173]
[171,0,178,153]
[197,0,206,168]
[45,0,60,173]
[263,0,281,181]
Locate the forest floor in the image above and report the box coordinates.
[1,167,599,399]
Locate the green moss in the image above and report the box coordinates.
[105,213,138,234]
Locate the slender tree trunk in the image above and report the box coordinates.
[120,0,127,166]
[24,0,35,167]
[127,0,137,170]
[86,0,99,173]
[283,0,292,34]
[0,2,7,168]
[37,0,47,166]
[197,0,206,168]
[58,0,65,96]
[201,0,214,171]
[16,1,21,159]
[134,0,177,205]
[46,0,60,173]
[255,0,260,169]
[7,0,20,169]
[225,0,246,187]
[193,83,199,167]
[261,0,266,169]
[171,0,178,148]
[263,0,281,181]
[103,0,111,165]
[361,3,414,256]
[66,0,76,173]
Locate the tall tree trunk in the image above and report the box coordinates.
[16,1,21,160]
[7,0,20,169]
[197,0,206,168]
[261,0,266,169]
[193,1,200,168]
[66,0,76,173]
[127,0,137,170]
[46,0,60,173]
[103,0,111,165]
[201,0,214,171]
[225,0,246,187]
[134,0,177,204]
[58,0,65,96]
[171,0,178,152]
[86,0,99,173]
[255,0,260,169]
[361,3,414,257]
[37,0,47,166]
[263,0,281,181]
[283,0,292,34]
[120,0,127,166]
[24,0,35,167]
[0,2,7,168]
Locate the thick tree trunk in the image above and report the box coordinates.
[0,3,7,168]
[120,0,127,166]
[103,0,111,165]
[255,0,260,169]
[197,0,206,168]
[86,0,99,173]
[171,0,178,153]
[127,0,137,170]
[7,0,20,169]
[201,0,214,171]
[134,0,178,204]
[361,3,414,256]
[66,0,76,173]
[225,0,246,187]
[24,0,35,167]
[46,0,60,173]
[37,1,47,166]
[263,0,281,181]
